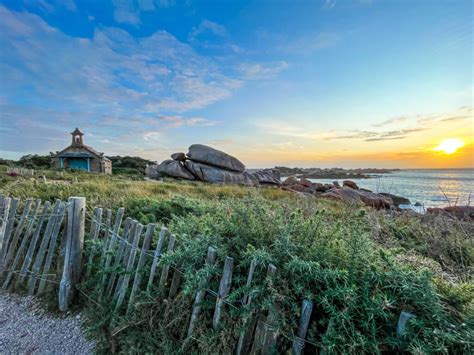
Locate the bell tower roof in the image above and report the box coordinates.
[71,128,84,146]
[71,128,84,136]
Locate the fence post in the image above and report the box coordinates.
[59,196,86,311]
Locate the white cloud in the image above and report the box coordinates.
[0,5,244,154]
[281,32,340,54]
[189,19,227,41]
[239,61,289,80]
[143,131,161,141]
[113,0,141,25]
[154,116,218,128]
[0,6,241,115]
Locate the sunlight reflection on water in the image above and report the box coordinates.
[308,169,474,208]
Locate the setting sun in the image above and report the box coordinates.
[434,138,465,154]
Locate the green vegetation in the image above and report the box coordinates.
[1,168,472,354]
[108,155,156,175]
[0,154,155,175]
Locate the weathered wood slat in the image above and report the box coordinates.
[0,198,32,273]
[37,203,67,294]
[115,223,143,309]
[128,223,155,307]
[85,207,103,278]
[163,268,183,318]
[112,220,137,299]
[212,256,234,330]
[17,201,51,286]
[187,246,217,339]
[59,197,86,311]
[99,209,112,264]
[0,198,19,264]
[167,268,182,300]
[101,208,125,288]
[291,300,313,355]
[2,199,42,289]
[236,259,258,355]
[105,218,134,298]
[158,234,176,288]
[0,197,11,250]
[27,200,61,294]
[250,264,278,355]
[146,226,167,291]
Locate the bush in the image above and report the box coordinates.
[82,193,473,354]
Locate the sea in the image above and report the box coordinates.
[306,169,474,208]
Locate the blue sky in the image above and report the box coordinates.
[0,0,472,168]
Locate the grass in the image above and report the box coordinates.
[1,167,473,354]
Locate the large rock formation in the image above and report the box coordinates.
[185,160,258,186]
[145,164,160,179]
[146,144,416,213]
[187,144,245,172]
[251,169,281,186]
[321,187,392,210]
[156,159,195,180]
[380,193,410,207]
[171,152,186,162]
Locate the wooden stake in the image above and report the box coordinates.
[291,300,313,355]
[146,226,167,291]
[128,223,155,307]
[187,246,217,339]
[115,223,143,310]
[59,197,86,311]
[212,256,234,330]
[158,234,176,288]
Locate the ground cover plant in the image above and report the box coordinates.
[1,168,472,354]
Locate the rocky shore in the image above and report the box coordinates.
[275,166,398,179]
[146,144,473,219]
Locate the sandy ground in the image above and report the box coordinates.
[0,291,95,354]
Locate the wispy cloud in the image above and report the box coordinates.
[0,5,240,154]
[156,116,218,128]
[189,20,227,41]
[238,61,289,80]
[112,0,174,25]
[372,116,408,127]
[113,0,141,25]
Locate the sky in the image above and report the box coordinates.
[0,0,472,168]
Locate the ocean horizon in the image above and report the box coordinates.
[301,168,474,208]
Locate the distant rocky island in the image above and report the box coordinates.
[271,166,399,179]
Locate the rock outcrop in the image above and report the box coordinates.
[427,206,474,220]
[185,160,258,186]
[146,144,417,213]
[187,144,245,172]
[251,169,281,186]
[380,193,410,207]
[156,159,195,180]
[145,165,160,179]
[148,144,258,187]
[171,152,186,162]
[343,180,359,190]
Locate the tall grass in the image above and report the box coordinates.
[1,170,473,353]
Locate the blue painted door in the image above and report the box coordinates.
[68,158,88,171]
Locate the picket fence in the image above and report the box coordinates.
[6,167,35,176]
[0,194,414,354]
[0,194,316,354]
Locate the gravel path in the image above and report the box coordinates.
[0,291,95,354]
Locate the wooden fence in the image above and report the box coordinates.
[6,167,35,176]
[0,195,84,311]
[0,194,413,354]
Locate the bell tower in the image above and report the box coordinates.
[71,128,84,146]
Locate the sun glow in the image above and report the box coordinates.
[434,138,464,154]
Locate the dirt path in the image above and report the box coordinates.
[0,291,95,354]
